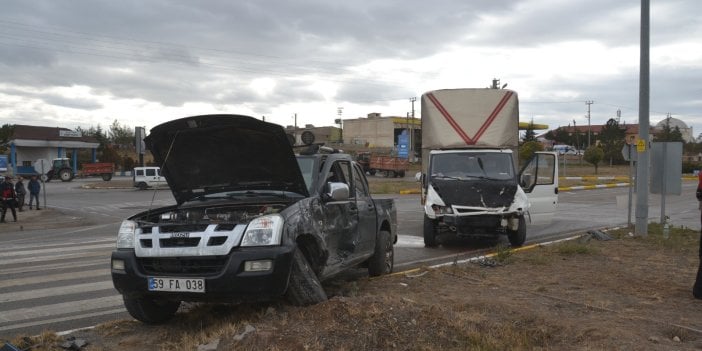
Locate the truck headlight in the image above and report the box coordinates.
[241,214,284,247]
[116,220,137,249]
[432,205,454,215]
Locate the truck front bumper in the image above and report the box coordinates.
[111,245,295,302]
[440,213,520,235]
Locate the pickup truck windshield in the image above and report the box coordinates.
[296,157,315,193]
[430,152,514,180]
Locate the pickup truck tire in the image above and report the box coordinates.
[507,215,527,247]
[368,230,394,277]
[423,215,438,247]
[286,247,327,306]
[123,296,180,324]
[137,182,148,190]
[101,173,113,181]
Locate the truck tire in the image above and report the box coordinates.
[286,247,327,306]
[101,173,113,181]
[123,296,180,324]
[424,215,438,247]
[369,169,376,176]
[368,230,394,277]
[137,182,148,190]
[59,169,73,182]
[507,216,527,247]
[398,170,406,178]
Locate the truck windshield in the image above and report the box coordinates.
[430,152,514,180]
[296,157,315,192]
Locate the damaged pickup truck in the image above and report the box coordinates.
[111,114,397,323]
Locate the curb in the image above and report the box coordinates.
[558,183,631,191]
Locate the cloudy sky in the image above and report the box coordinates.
[1,0,700,137]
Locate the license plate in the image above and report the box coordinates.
[148,277,205,293]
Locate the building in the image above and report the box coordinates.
[5,125,100,176]
[655,116,695,143]
[342,113,420,153]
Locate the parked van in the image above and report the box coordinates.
[133,166,167,190]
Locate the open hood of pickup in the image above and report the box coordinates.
[146,114,309,204]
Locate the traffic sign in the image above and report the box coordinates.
[636,139,646,153]
[621,144,637,162]
[33,159,50,174]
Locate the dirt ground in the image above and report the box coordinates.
[9,225,702,351]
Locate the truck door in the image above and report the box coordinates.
[519,152,559,224]
[352,163,376,253]
[321,160,360,260]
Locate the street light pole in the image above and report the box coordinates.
[409,97,416,161]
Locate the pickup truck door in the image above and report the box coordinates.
[352,163,376,253]
[519,152,559,224]
[321,160,360,262]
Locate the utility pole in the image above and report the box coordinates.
[409,97,416,161]
[573,119,579,150]
[635,0,650,237]
[586,100,594,147]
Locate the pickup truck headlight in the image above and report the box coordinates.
[116,220,137,249]
[241,214,284,247]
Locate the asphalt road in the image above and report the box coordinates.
[0,176,699,338]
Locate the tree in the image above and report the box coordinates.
[0,124,15,153]
[518,141,544,167]
[109,120,135,148]
[654,118,685,143]
[583,145,604,174]
[521,122,537,144]
[598,118,626,165]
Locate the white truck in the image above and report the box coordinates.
[418,88,558,247]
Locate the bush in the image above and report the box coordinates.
[682,161,702,174]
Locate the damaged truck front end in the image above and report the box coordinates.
[421,149,529,247]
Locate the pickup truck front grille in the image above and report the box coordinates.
[139,256,227,276]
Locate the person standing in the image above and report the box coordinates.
[694,172,702,299]
[28,175,41,210]
[1,176,17,222]
[14,176,26,212]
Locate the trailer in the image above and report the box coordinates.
[369,155,408,178]
[79,162,114,181]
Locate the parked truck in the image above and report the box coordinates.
[418,88,558,247]
[356,152,408,177]
[111,114,397,323]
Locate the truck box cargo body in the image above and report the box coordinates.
[419,88,558,247]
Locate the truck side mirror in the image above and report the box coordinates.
[324,182,350,201]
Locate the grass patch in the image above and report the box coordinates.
[607,222,699,253]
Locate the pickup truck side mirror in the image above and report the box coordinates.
[324,182,350,201]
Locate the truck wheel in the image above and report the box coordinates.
[59,169,73,182]
[368,230,394,277]
[507,216,527,247]
[137,182,148,190]
[101,173,113,181]
[123,296,180,324]
[369,170,376,176]
[398,170,406,178]
[286,247,327,306]
[424,215,438,247]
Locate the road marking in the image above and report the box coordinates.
[0,295,123,323]
[0,269,109,289]
[0,281,115,303]
[0,308,126,333]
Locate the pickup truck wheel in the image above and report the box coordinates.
[137,182,148,190]
[424,215,438,247]
[123,296,180,324]
[286,247,327,306]
[507,216,527,247]
[59,169,73,182]
[368,230,394,277]
[101,173,113,181]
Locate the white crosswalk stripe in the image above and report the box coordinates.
[0,235,124,338]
